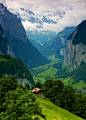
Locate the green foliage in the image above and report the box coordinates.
[0,54,34,85]
[43,79,64,103]
[54,62,69,78]
[43,79,86,119]
[54,60,86,84]
[73,93,86,119]
[35,82,42,88]
[0,75,18,112]
[58,85,76,112]
[0,87,45,120]
[69,63,86,84]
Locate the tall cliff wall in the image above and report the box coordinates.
[0,24,15,57]
[63,20,86,71]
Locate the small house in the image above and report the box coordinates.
[32,87,45,98]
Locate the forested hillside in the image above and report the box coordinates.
[0,54,34,86]
[0,75,45,120]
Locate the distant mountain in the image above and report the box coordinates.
[0,3,49,69]
[29,38,43,51]
[41,27,76,58]
[26,30,56,46]
[9,8,65,25]
[9,7,66,46]
[64,20,86,71]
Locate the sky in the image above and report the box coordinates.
[1,0,86,33]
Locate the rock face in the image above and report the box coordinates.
[63,20,86,71]
[6,43,15,57]
[0,24,15,57]
[0,3,48,69]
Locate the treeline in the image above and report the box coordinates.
[0,54,34,85]
[36,79,86,119]
[53,61,86,84]
[0,75,46,120]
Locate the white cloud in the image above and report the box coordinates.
[3,0,86,34]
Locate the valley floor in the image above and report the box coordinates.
[30,57,86,92]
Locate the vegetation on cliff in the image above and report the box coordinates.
[0,54,34,85]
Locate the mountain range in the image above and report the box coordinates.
[9,7,65,25]
[0,3,49,69]
[8,7,66,46]
[41,27,76,58]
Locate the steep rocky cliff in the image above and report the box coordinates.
[0,3,49,69]
[0,24,15,57]
[63,20,86,71]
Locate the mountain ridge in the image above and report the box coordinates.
[0,3,49,69]
[41,27,76,58]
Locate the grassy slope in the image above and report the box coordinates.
[36,96,84,120]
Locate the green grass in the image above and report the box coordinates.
[30,58,61,84]
[36,96,84,120]
[72,80,86,89]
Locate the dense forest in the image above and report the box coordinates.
[0,75,46,120]
[0,54,34,85]
[36,79,86,119]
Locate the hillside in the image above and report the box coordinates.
[41,27,75,58]
[36,96,84,120]
[0,54,34,87]
[0,3,49,69]
[29,38,43,51]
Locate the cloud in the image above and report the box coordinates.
[4,0,86,34]
[5,0,86,13]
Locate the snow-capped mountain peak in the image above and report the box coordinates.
[8,7,66,25]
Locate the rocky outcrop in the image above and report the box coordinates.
[63,20,86,71]
[17,78,33,89]
[6,43,15,57]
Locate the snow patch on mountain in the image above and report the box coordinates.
[8,7,66,32]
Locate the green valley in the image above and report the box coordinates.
[30,58,86,91]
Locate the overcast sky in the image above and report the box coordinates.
[5,0,86,13]
[1,0,86,33]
